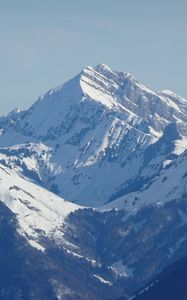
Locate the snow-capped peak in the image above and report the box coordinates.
[96,63,112,70]
[20,64,187,136]
[94,63,117,76]
[0,64,187,207]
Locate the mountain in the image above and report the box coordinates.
[0,64,187,299]
[1,155,187,299]
[104,142,187,213]
[0,64,187,206]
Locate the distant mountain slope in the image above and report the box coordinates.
[0,165,122,299]
[129,255,187,300]
[1,152,187,299]
[0,201,122,300]
[0,202,58,300]
[104,147,187,213]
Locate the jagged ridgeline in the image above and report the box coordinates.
[0,64,187,299]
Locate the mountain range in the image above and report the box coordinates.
[0,64,187,299]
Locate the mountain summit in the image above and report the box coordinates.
[21,64,187,137]
[0,64,187,206]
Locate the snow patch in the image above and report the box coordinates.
[93,274,112,286]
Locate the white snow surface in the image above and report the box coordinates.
[0,163,81,250]
[93,274,113,286]
[103,151,187,213]
[111,260,134,278]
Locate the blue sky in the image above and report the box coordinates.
[0,0,187,114]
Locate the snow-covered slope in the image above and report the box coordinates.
[103,149,187,213]
[0,63,186,207]
[63,159,187,298]
[0,163,80,250]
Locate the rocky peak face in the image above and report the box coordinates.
[1,64,187,142]
[0,64,186,207]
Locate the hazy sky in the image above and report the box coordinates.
[0,0,187,115]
